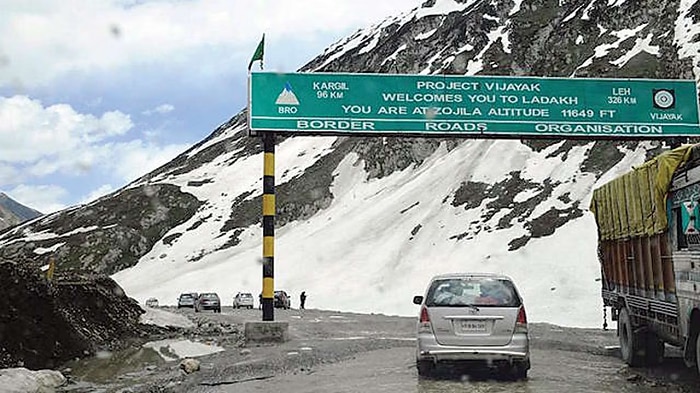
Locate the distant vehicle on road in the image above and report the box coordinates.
[233,292,254,309]
[274,290,291,309]
[177,292,198,309]
[195,292,221,313]
[145,297,159,308]
[412,273,529,379]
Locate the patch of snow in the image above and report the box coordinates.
[0,230,57,248]
[611,32,660,67]
[509,0,524,15]
[420,51,445,74]
[513,189,540,203]
[0,210,65,242]
[592,144,649,188]
[576,35,584,45]
[581,0,596,20]
[483,14,499,22]
[527,143,597,219]
[143,339,224,361]
[359,33,381,55]
[441,55,456,67]
[0,225,100,248]
[382,44,408,66]
[610,24,648,41]
[597,24,608,37]
[674,0,700,82]
[0,368,66,393]
[33,242,65,255]
[608,0,627,6]
[416,0,478,18]
[456,42,475,53]
[562,5,583,23]
[494,25,512,54]
[574,24,648,75]
[465,50,485,75]
[465,24,511,75]
[415,28,438,41]
[140,308,195,329]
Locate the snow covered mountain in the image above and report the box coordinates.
[2,0,700,328]
[0,193,42,231]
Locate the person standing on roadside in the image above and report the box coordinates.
[300,291,307,309]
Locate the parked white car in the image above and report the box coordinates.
[233,292,254,309]
[145,297,159,308]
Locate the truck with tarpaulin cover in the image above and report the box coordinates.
[590,144,700,372]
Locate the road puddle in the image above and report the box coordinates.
[62,346,165,385]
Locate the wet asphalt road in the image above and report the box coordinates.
[206,344,693,393]
[59,307,700,392]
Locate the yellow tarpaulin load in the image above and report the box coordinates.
[590,144,695,241]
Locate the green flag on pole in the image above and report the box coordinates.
[248,34,265,71]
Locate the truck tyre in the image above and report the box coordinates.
[645,332,665,366]
[619,307,645,366]
[695,333,700,375]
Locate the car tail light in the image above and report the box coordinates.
[418,306,432,333]
[420,306,430,323]
[515,306,528,333]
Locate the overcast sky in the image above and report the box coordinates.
[0,0,421,213]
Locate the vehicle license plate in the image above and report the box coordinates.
[460,320,487,332]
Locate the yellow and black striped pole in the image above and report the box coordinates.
[262,132,275,321]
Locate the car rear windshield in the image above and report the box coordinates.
[180,294,193,299]
[241,293,252,298]
[202,294,219,299]
[425,278,521,307]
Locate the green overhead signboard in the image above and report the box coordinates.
[248,72,700,138]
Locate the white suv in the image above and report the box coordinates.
[233,292,254,309]
[412,273,530,379]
